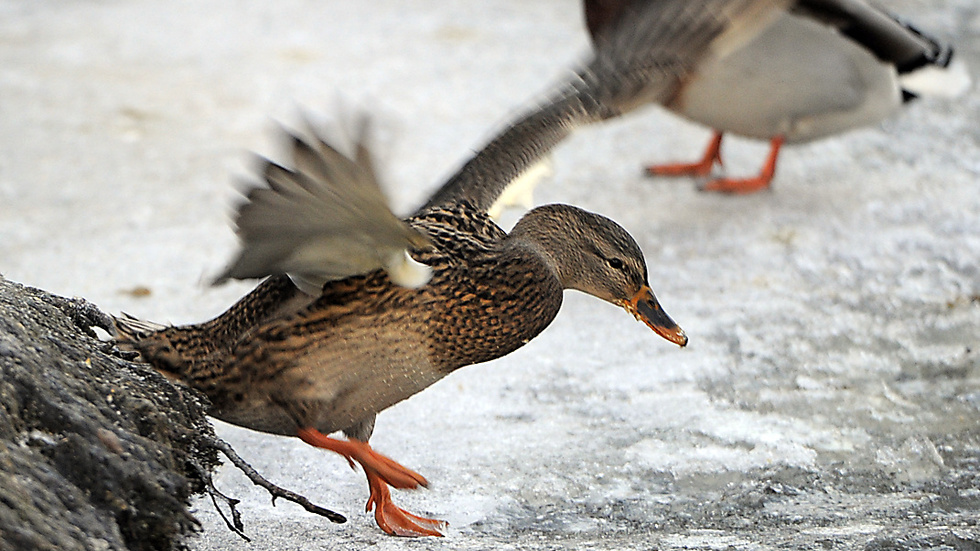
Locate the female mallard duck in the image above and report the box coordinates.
[586,0,970,193]
[116,0,782,537]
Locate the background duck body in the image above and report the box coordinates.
[673,10,902,144]
[586,0,970,193]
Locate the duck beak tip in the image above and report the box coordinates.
[629,286,688,348]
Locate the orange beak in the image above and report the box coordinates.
[621,286,688,347]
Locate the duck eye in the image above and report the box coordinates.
[607,258,625,270]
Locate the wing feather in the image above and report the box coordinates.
[214,121,432,292]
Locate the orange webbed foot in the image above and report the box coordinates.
[297,427,446,537]
[701,174,774,194]
[367,469,447,537]
[645,159,716,177]
[645,131,723,178]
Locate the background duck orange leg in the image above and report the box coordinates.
[702,135,784,194]
[297,427,447,537]
[645,130,723,177]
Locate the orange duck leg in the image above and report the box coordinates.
[646,133,785,195]
[702,135,784,194]
[297,427,447,537]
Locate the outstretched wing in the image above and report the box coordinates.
[214,119,433,294]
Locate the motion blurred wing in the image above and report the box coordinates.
[214,119,432,294]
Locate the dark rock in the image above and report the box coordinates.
[0,276,218,551]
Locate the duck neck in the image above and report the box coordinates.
[506,206,582,288]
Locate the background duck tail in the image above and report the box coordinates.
[900,54,972,99]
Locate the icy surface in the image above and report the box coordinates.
[1,0,978,549]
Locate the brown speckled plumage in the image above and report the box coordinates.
[121,201,649,441]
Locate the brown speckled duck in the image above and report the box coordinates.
[586,0,970,193]
[116,0,783,537]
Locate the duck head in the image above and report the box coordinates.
[510,204,687,347]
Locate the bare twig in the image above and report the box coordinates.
[187,456,251,542]
[210,435,348,524]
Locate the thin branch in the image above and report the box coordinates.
[187,456,251,542]
[210,435,348,524]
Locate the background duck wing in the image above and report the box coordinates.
[214,121,432,294]
[796,0,949,68]
[794,0,969,98]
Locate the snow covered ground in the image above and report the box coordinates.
[1,0,978,549]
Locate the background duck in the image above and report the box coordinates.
[586,0,971,193]
[115,0,784,538]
